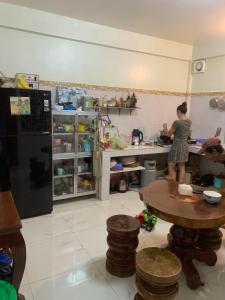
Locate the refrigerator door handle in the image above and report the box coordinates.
[42,131,50,134]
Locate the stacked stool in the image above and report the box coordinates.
[106,214,140,277]
[135,247,182,300]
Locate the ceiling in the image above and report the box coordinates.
[3,0,225,44]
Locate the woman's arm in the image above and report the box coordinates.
[167,127,175,137]
[163,123,175,137]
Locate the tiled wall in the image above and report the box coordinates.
[44,84,225,175]
[87,90,187,141]
[190,95,225,142]
[190,95,225,175]
[43,84,187,142]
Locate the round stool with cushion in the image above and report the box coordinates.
[106,214,140,278]
[0,280,17,300]
[135,247,182,299]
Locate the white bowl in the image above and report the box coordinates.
[203,190,222,204]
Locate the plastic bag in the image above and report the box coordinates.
[109,133,126,150]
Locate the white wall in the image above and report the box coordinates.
[192,39,225,93]
[191,55,225,93]
[0,2,192,92]
[190,40,225,140]
[193,39,225,60]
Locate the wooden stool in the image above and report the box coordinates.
[0,192,26,300]
[106,214,140,277]
[135,247,182,300]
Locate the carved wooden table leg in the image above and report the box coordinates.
[168,225,220,290]
[197,228,223,251]
[182,259,203,289]
[194,248,217,266]
[134,293,144,300]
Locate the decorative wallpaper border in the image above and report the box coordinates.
[191,91,225,96]
[5,78,225,97]
[40,80,188,96]
[41,80,225,97]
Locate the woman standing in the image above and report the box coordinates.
[163,102,191,183]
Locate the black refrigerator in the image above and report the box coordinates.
[0,88,53,218]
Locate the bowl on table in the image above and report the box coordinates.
[203,190,222,204]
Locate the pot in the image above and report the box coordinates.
[209,98,218,109]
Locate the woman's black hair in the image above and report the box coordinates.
[177,102,187,114]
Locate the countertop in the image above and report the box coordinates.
[104,145,202,155]
[103,145,169,157]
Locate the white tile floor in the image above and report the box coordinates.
[20,191,225,300]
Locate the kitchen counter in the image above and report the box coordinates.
[104,145,171,156]
[188,145,202,154]
[105,144,202,155]
[99,145,202,200]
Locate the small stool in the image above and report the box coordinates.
[0,280,17,300]
[106,214,140,278]
[135,247,182,300]
[0,192,26,300]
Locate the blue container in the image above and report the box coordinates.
[196,138,207,145]
[214,176,224,189]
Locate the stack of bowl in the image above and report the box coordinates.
[120,156,140,168]
[106,215,140,277]
[135,247,182,300]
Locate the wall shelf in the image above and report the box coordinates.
[98,106,140,115]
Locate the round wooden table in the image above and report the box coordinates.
[139,180,225,290]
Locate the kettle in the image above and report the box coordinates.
[132,129,144,145]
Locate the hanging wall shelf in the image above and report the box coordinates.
[97,106,140,115]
